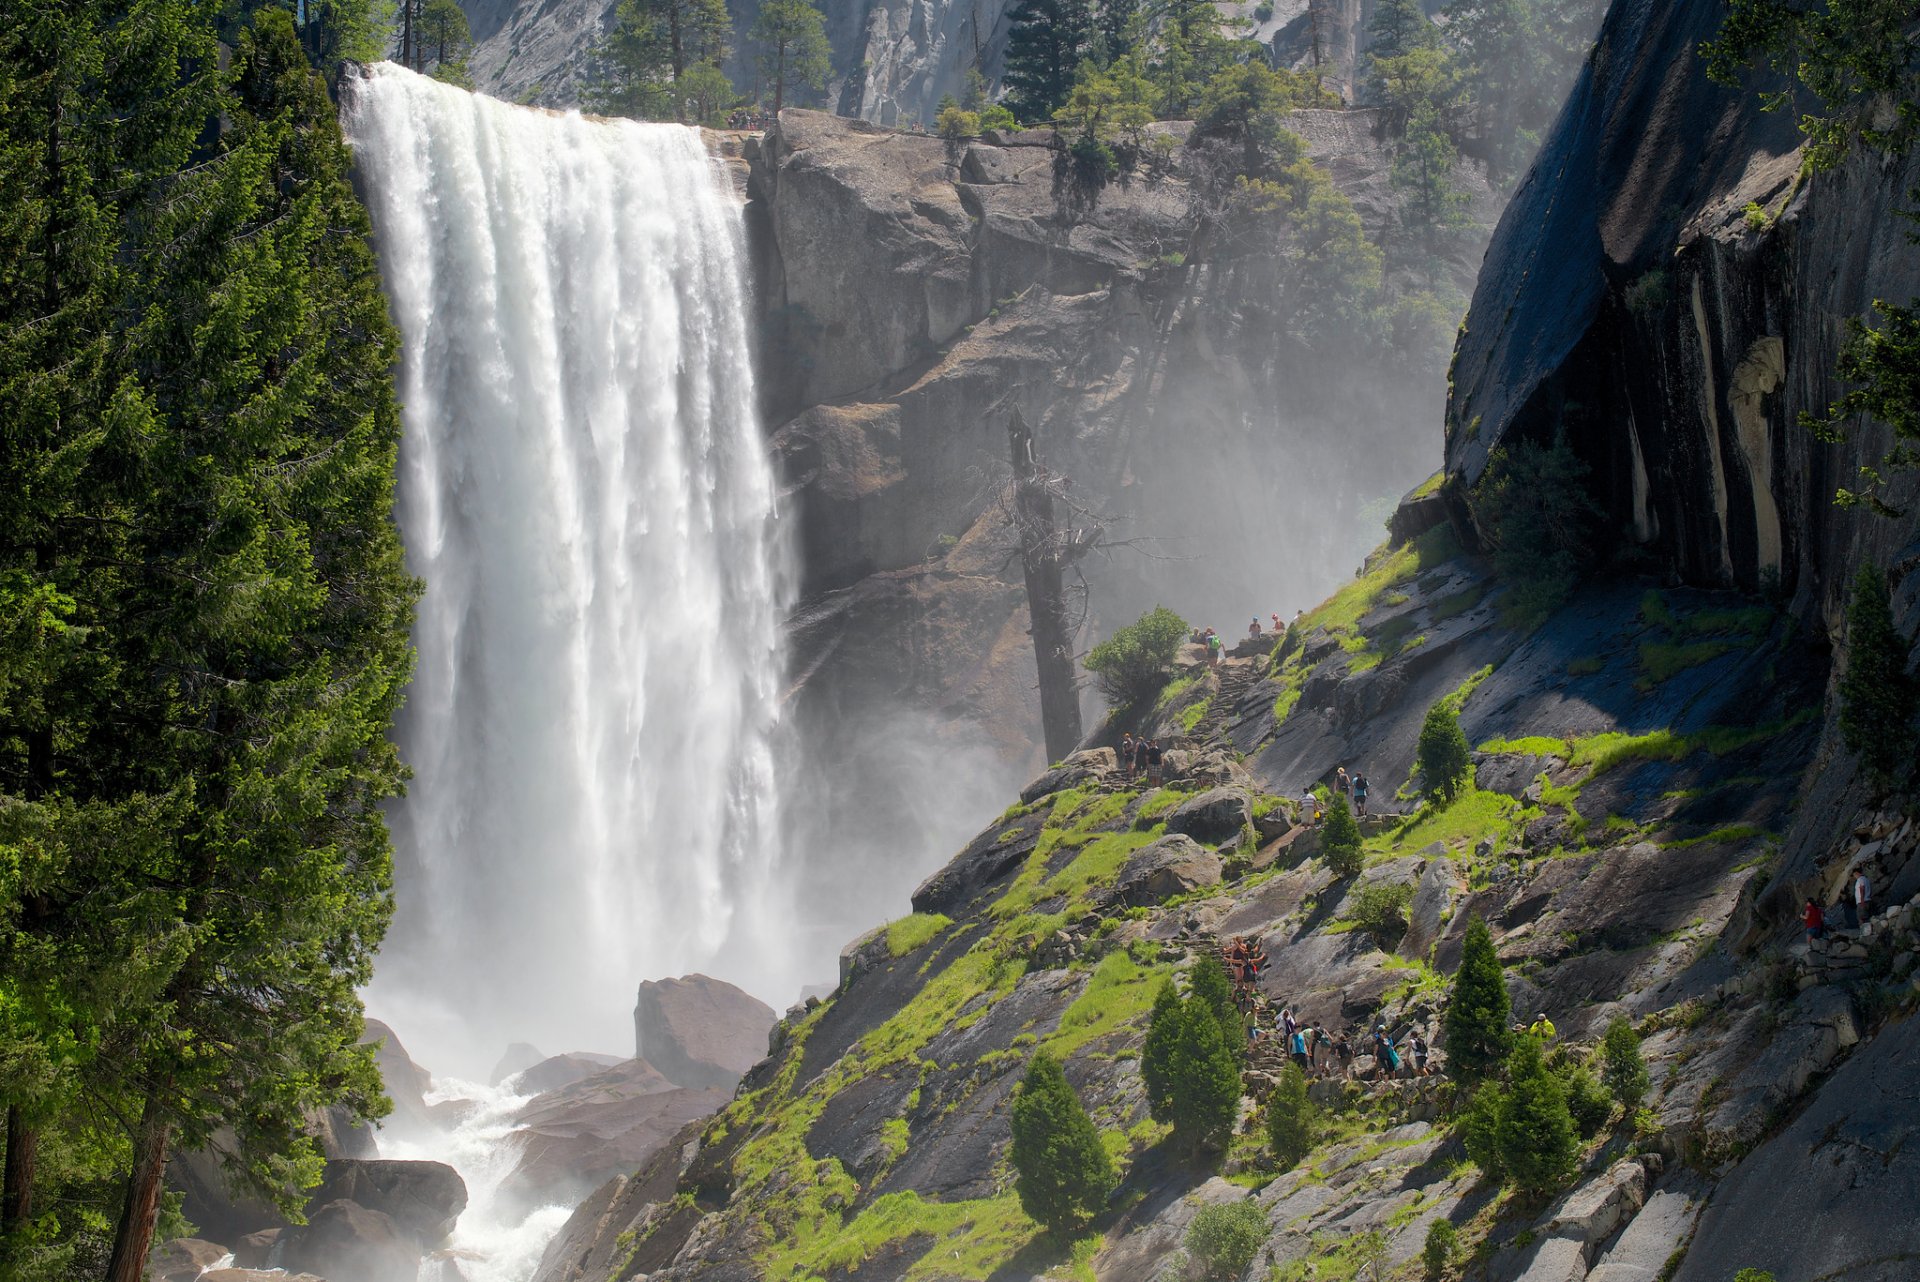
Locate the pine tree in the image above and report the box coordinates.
[1321,794,1363,878]
[1367,0,1433,62]
[1010,1053,1117,1233]
[1003,0,1093,120]
[1417,698,1473,801]
[1499,1036,1578,1197]
[1265,1062,1316,1168]
[751,0,830,112]
[1598,1016,1648,1109]
[1141,978,1183,1120]
[1838,566,1916,787]
[1187,954,1241,1058]
[1443,915,1511,1083]
[419,0,475,84]
[1165,995,1242,1155]
[592,0,735,120]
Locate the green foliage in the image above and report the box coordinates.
[1349,882,1413,949]
[1458,1081,1509,1181]
[938,103,984,138]
[1143,976,1241,1155]
[0,6,416,1271]
[1557,1061,1612,1138]
[589,0,734,119]
[1441,0,1603,184]
[1193,60,1338,179]
[1731,1271,1777,1282]
[750,0,829,111]
[886,913,953,957]
[1215,152,1385,350]
[419,0,474,83]
[1009,1053,1116,1233]
[1084,606,1188,707]
[1188,955,1240,1056]
[1423,1218,1458,1280]
[1838,566,1917,787]
[1599,1016,1649,1109]
[1499,1037,1580,1196]
[1004,0,1093,118]
[1417,699,1473,801]
[1184,1199,1268,1281]
[1469,433,1603,625]
[1147,0,1238,119]
[1320,796,1364,878]
[980,103,1019,131]
[1444,916,1511,1083]
[1265,1063,1317,1168]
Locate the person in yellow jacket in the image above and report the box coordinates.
[1528,1012,1556,1040]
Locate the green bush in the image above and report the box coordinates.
[1417,698,1472,800]
[1143,976,1241,1155]
[1558,1061,1612,1138]
[1350,881,1413,949]
[980,103,1018,131]
[1443,915,1511,1083]
[1084,605,1188,707]
[1321,795,1364,878]
[1470,434,1602,624]
[1731,1271,1777,1282]
[1458,1081,1508,1182]
[1252,0,1274,19]
[1265,1062,1316,1169]
[1184,1199,1268,1281]
[1010,1052,1116,1233]
[937,103,982,138]
[1189,954,1242,1059]
[1141,979,1182,1118]
[1837,565,1916,787]
[1501,1037,1579,1197]
[1598,1016,1649,1109]
[1423,1218,1458,1280]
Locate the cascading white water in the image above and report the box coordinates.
[342,64,792,1076]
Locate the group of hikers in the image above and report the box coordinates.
[1297,766,1370,824]
[1118,732,1168,785]
[1219,938,1435,1080]
[1803,868,1877,941]
[724,108,777,131]
[1192,625,1228,667]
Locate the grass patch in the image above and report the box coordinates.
[1431,581,1489,622]
[1637,639,1734,687]
[887,913,954,958]
[1568,655,1604,676]
[1367,786,1534,859]
[1040,949,1167,1062]
[1180,697,1211,732]
[1478,735,1570,757]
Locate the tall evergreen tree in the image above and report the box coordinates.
[1498,1035,1578,1197]
[751,0,830,112]
[591,0,734,120]
[1597,1016,1648,1110]
[1444,915,1511,1083]
[1187,954,1241,1058]
[1141,978,1182,1120]
[1838,566,1916,787]
[1320,794,1363,878]
[1367,0,1434,62]
[1010,1053,1116,1233]
[1003,0,1093,120]
[1417,698,1473,801]
[1265,1062,1316,1168]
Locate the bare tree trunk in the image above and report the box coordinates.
[103,1098,170,1282]
[2,1107,38,1239]
[1008,411,1084,761]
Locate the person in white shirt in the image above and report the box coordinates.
[1855,870,1873,927]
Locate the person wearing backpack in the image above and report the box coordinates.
[1352,773,1369,816]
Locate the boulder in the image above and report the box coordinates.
[1164,787,1254,846]
[1508,1235,1588,1282]
[1586,1184,1706,1282]
[489,1042,546,1086]
[506,1051,627,1096]
[632,973,777,1088]
[1019,749,1117,804]
[1402,856,1462,959]
[151,1237,231,1282]
[316,1159,468,1244]
[362,1019,433,1131]
[1544,1159,1646,1246]
[233,1228,282,1269]
[280,1199,421,1282]
[1109,835,1223,908]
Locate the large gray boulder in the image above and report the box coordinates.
[1109,835,1224,908]
[632,973,777,1089]
[1164,787,1254,846]
[150,1237,230,1282]
[280,1199,421,1282]
[506,1051,626,1096]
[315,1159,468,1245]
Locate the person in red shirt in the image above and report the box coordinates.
[1803,897,1825,942]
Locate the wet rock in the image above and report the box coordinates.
[489,1042,546,1087]
[315,1159,468,1245]
[280,1199,420,1282]
[151,1237,231,1282]
[506,1051,626,1096]
[233,1228,281,1269]
[1402,856,1463,959]
[1165,787,1254,846]
[1109,835,1223,908]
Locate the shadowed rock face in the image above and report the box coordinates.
[633,974,777,1088]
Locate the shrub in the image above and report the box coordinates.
[1321,795,1363,878]
[1265,1062,1316,1168]
[1144,978,1242,1156]
[1599,1016,1649,1109]
[1732,1271,1777,1282]
[1141,979,1182,1118]
[1470,434,1602,624]
[1350,881,1413,949]
[1189,955,1242,1059]
[1558,1062,1612,1138]
[1252,0,1274,19]
[1416,699,1472,800]
[1423,1219,1457,1280]
[937,104,982,138]
[1010,1052,1117,1233]
[1443,915,1511,1083]
[980,103,1018,131]
[1084,605,1189,707]
[1458,1081,1508,1181]
[1837,566,1916,788]
[1184,1199,1268,1281]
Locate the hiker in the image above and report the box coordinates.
[1803,897,1826,942]
[1281,1007,1298,1040]
[1528,1012,1556,1041]
[1855,869,1873,928]
[1289,1024,1310,1072]
[1333,1029,1354,1079]
[1372,1024,1400,1081]
[1313,1025,1333,1074]
[1272,613,1283,633]
[1410,1031,1430,1077]
[1245,939,1268,977]
[1249,617,1263,638]
[1208,631,1224,667]
[1301,790,1319,826]
[1146,739,1165,785]
[1120,733,1136,779]
[1352,773,1369,817]
[1334,766,1351,799]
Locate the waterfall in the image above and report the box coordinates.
[342,65,792,1076]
